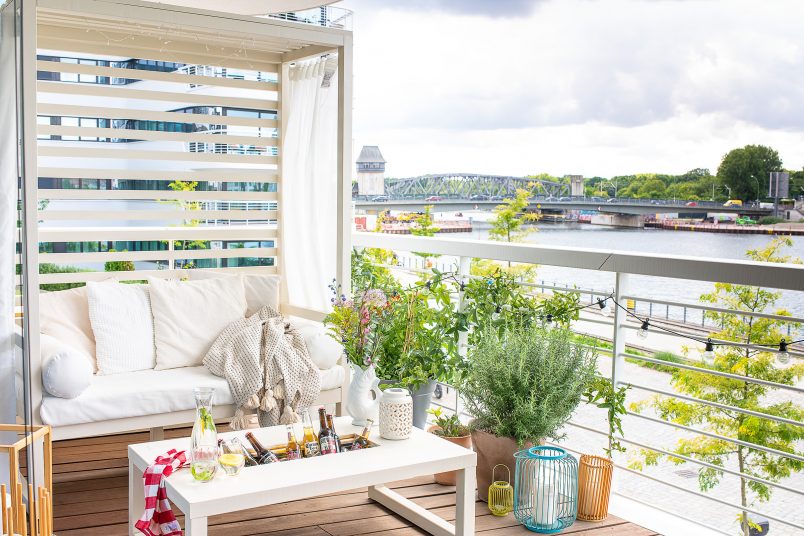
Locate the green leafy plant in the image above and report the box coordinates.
[377,269,465,389]
[104,249,135,273]
[584,376,629,457]
[461,326,597,446]
[427,407,470,438]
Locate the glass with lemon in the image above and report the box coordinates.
[218,438,246,476]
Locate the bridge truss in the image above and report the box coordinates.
[384,173,569,199]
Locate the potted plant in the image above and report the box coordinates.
[426,407,472,485]
[376,272,464,428]
[324,279,398,425]
[461,325,597,501]
[577,377,629,521]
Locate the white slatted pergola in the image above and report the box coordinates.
[5,0,353,431]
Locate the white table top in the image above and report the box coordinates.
[129,416,476,519]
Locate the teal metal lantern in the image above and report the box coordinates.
[514,446,578,533]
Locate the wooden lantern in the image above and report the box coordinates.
[577,454,614,522]
[1,424,53,535]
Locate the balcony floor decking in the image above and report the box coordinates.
[50,430,660,536]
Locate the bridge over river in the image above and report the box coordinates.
[354,197,772,217]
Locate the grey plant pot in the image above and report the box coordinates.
[411,380,437,429]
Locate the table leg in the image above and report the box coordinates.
[369,484,456,536]
[128,459,144,536]
[186,516,208,536]
[455,467,476,536]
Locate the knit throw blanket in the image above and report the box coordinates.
[203,306,321,429]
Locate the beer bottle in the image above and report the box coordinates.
[326,413,342,453]
[318,407,338,455]
[350,419,373,450]
[285,425,301,460]
[245,431,280,464]
[301,408,320,457]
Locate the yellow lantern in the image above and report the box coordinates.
[488,464,514,516]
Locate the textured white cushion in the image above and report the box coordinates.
[39,365,345,427]
[40,334,93,399]
[292,317,343,370]
[87,282,156,375]
[39,287,97,371]
[149,276,247,370]
[188,271,280,315]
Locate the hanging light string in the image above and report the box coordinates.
[390,272,803,358]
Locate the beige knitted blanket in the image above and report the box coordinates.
[203,306,321,429]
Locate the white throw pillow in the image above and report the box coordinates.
[292,317,343,370]
[39,287,97,371]
[149,276,247,370]
[188,271,280,315]
[40,334,93,399]
[87,282,156,375]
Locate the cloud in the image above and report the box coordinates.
[338,0,804,176]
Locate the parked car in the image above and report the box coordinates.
[425,196,443,202]
[489,195,504,201]
[685,201,698,207]
[558,196,572,202]
[470,194,489,201]
[606,198,618,203]
[545,196,558,202]
[371,195,389,202]
[723,199,743,207]
[590,196,604,202]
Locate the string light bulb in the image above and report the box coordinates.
[702,339,715,365]
[597,297,611,317]
[777,340,791,365]
[491,305,501,321]
[637,319,650,339]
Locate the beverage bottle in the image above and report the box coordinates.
[285,425,301,460]
[245,431,280,464]
[301,408,320,457]
[318,407,338,455]
[326,413,342,453]
[350,419,373,450]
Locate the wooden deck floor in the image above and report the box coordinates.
[50,429,660,536]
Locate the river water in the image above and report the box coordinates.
[459,220,804,322]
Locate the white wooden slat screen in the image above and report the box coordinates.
[36,18,282,285]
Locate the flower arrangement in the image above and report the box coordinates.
[324,279,398,370]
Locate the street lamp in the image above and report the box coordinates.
[752,176,760,204]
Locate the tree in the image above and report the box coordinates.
[410,205,440,262]
[164,180,208,268]
[473,188,538,278]
[717,145,783,202]
[632,237,804,536]
[487,188,537,243]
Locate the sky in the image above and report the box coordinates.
[336,0,804,179]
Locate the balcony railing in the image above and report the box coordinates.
[351,231,804,536]
[266,6,353,31]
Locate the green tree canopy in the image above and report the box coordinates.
[717,145,783,202]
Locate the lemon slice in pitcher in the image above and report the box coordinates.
[219,453,244,467]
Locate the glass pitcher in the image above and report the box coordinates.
[190,387,218,482]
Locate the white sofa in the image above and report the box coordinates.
[16,272,348,441]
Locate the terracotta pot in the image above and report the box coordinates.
[471,429,538,502]
[428,425,473,486]
[577,454,614,521]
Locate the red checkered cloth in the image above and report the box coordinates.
[135,449,188,536]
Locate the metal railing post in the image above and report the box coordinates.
[611,272,630,456]
[457,255,470,359]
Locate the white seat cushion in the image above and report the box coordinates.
[40,365,346,427]
[149,276,247,370]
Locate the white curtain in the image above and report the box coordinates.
[0,0,19,488]
[281,56,339,312]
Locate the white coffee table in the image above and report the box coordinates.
[129,416,477,536]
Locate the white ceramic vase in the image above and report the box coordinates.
[379,387,413,440]
[345,363,382,426]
